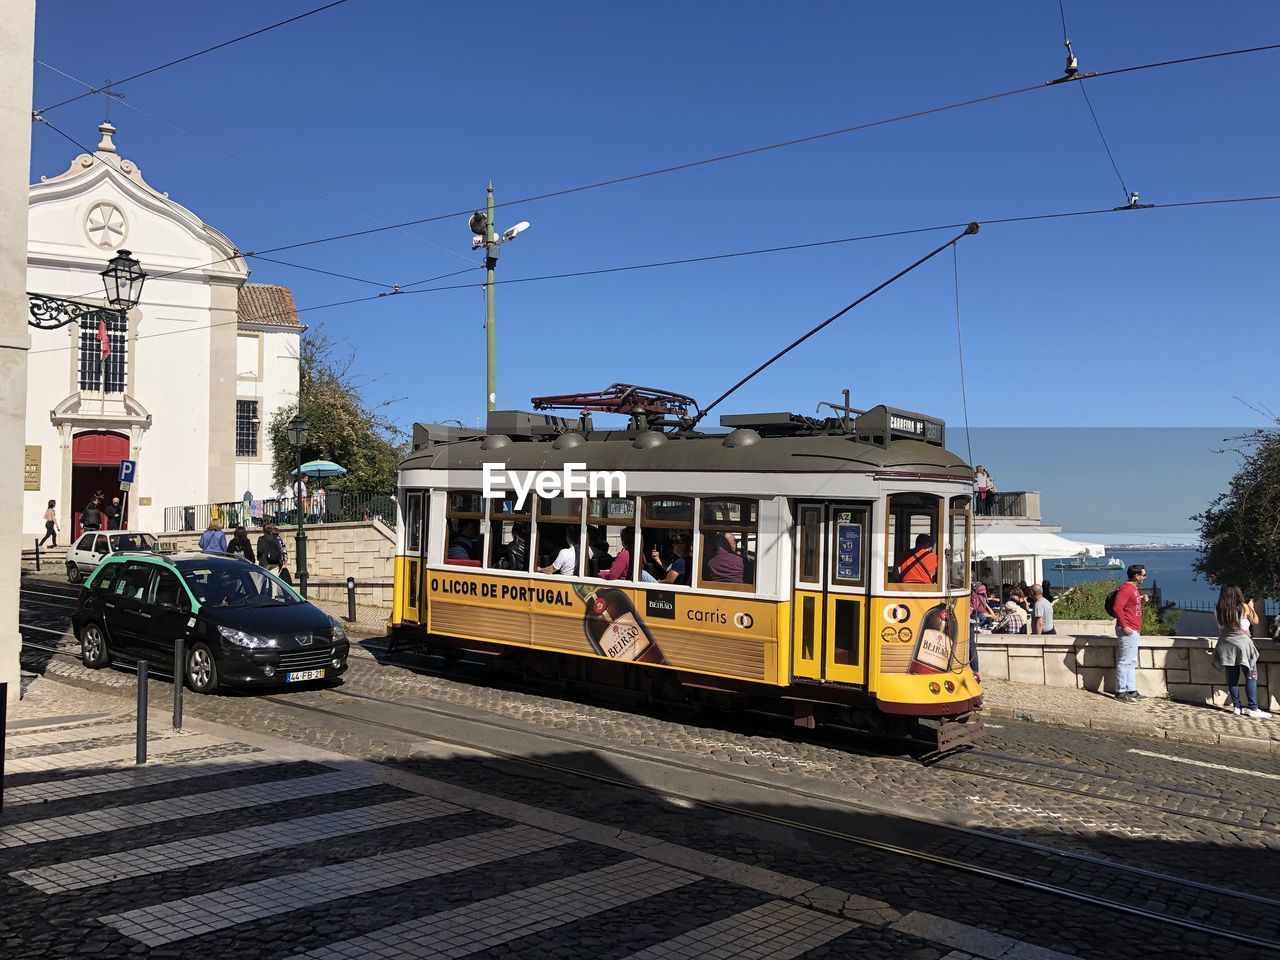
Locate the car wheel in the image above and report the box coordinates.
[81,622,110,669]
[66,562,83,584]
[185,642,219,694]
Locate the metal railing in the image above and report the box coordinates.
[164,492,396,532]
[975,491,1035,519]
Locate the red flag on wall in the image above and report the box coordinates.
[96,318,111,359]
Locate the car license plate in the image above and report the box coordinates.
[285,669,326,683]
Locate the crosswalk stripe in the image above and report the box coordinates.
[0,753,273,808]
[99,824,573,947]
[620,900,855,959]
[12,796,464,892]
[3,733,224,776]
[0,770,374,849]
[286,858,699,960]
[5,720,138,750]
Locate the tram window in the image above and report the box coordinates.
[486,496,531,571]
[797,506,822,585]
[444,490,484,566]
[534,498,582,576]
[640,497,693,587]
[948,496,971,590]
[587,497,636,581]
[698,498,757,592]
[405,492,423,554]
[886,493,940,587]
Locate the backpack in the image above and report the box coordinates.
[1104,588,1120,619]
[258,534,283,566]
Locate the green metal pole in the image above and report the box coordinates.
[485,182,496,412]
[296,449,308,597]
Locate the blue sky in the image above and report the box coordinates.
[29,2,1279,528]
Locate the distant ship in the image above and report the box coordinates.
[1053,556,1125,571]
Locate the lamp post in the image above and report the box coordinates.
[468,186,530,413]
[286,415,309,596]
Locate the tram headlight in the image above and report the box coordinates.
[944,680,956,693]
[928,681,941,695]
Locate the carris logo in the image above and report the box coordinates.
[883,604,910,624]
[733,612,754,629]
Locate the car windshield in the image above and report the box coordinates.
[111,533,157,552]
[178,561,301,608]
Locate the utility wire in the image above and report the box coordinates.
[1078,84,1130,201]
[35,0,354,114]
[242,40,1280,258]
[25,190,1280,355]
[246,254,396,289]
[35,59,479,268]
[952,244,974,467]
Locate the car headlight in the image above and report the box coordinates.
[328,616,348,642]
[217,625,277,649]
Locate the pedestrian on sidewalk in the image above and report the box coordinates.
[104,496,122,530]
[198,519,227,553]
[1212,585,1271,719]
[256,523,285,574]
[1113,564,1146,703]
[227,526,256,563]
[39,499,60,547]
[80,499,103,533]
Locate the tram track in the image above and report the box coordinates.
[255,683,1280,953]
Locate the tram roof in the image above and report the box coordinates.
[400,404,972,478]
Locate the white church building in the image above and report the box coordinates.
[22,122,302,539]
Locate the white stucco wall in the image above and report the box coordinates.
[235,324,300,501]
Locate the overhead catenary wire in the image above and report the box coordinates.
[34,59,479,268]
[26,188,1280,357]
[952,244,974,467]
[34,0,355,114]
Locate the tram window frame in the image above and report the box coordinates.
[534,497,583,576]
[948,495,971,591]
[444,490,485,567]
[486,495,532,572]
[885,492,942,590]
[640,496,694,588]
[587,496,638,581]
[796,505,822,585]
[404,491,423,554]
[697,497,758,593]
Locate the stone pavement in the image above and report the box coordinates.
[3,673,1079,960]
[981,677,1280,756]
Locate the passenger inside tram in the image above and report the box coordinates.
[597,527,634,580]
[702,532,745,583]
[655,532,691,586]
[896,533,938,584]
[446,518,482,564]
[537,524,579,575]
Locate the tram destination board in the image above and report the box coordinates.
[836,519,862,580]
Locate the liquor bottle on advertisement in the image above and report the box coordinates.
[573,583,668,665]
[908,605,956,674]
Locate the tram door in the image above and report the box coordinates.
[401,491,427,624]
[791,503,868,687]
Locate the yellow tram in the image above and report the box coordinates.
[390,390,982,747]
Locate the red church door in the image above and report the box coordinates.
[72,431,130,538]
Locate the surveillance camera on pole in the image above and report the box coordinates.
[468,185,533,413]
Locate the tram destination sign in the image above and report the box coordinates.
[836,521,862,580]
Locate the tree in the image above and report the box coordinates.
[269,331,406,495]
[1194,424,1280,600]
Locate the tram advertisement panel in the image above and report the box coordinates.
[872,596,970,675]
[426,570,779,683]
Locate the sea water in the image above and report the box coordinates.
[1046,548,1214,608]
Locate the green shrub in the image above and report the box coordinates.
[1052,578,1177,635]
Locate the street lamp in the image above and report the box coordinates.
[27,249,146,329]
[468,184,530,413]
[286,415,310,596]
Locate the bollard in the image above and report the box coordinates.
[136,660,149,765]
[33,538,40,573]
[172,638,185,731]
[1,681,7,810]
[346,577,356,623]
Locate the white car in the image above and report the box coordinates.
[65,530,159,582]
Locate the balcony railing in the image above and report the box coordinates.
[163,492,396,532]
[976,491,1040,520]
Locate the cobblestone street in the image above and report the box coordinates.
[9,574,1280,958]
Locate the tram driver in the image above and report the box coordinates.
[896,534,938,584]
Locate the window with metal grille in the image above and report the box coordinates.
[236,400,260,457]
[78,311,127,393]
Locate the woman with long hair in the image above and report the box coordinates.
[1213,586,1270,719]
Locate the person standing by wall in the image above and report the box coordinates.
[1030,583,1056,635]
[257,522,285,575]
[1213,585,1271,719]
[103,496,122,530]
[1113,564,1146,703]
[198,519,227,553]
[973,465,991,516]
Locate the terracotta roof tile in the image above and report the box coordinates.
[238,283,305,329]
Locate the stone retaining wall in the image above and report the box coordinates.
[160,520,395,607]
[976,632,1280,710]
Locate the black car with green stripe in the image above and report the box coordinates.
[72,551,350,693]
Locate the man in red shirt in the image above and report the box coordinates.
[898,534,938,584]
[1113,564,1146,703]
